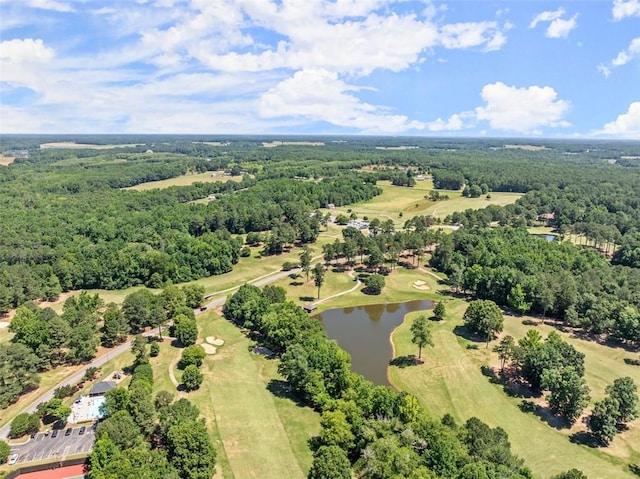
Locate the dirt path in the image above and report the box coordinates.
[168,355,184,398]
[313,270,362,306]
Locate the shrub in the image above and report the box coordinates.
[240,246,251,257]
[282,261,299,271]
[0,440,10,463]
[182,365,203,391]
[179,345,206,369]
[83,367,100,381]
[150,342,160,357]
[10,413,39,438]
[54,384,77,399]
[363,274,385,295]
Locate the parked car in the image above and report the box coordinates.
[8,453,18,465]
[51,429,59,438]
[65,428,72,436]
[79,426,86,435]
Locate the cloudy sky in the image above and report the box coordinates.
[1,0,639,138]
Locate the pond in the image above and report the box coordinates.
[534,233,557,242]
[317,299,433,386]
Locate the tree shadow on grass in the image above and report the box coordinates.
[526,403,572,430]
[453,325,485,345]
[569,431,601,448]
[289,281,304,286]
[299,296,316,302]
[266,379,307,408]
[390,355,422,368]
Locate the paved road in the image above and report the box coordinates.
[0,265,303,441]
[11,426,95,464]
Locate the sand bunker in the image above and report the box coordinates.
[206,336,225,346]
[201,344,217,355]
[413,280,430,291]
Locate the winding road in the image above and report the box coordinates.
[0,264,306,441]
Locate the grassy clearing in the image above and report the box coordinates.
[328,181,521,228]
[390,299,638,478]
[150,311,320,479]
[125,171,242,191]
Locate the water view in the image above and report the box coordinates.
[317,300,433,386]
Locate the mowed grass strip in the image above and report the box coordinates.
[390,303,636,479]
[186,313,319,479]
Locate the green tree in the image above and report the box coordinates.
[95,410,144,451]
[312,263,325,299]
[174,315,198,347]
[131,334,148,365]
[493,335,516,372]
[101,303,128,347]
[300,246,312,282]
[162,285,187,319]
[507,284,531,315]
[262,285,286,304]
[182,365,203,391]
[10,412,39,438]
[319,410,355,451]
[588,396,620,445]
[552,469,588,479]
[101,387,130,416]
[541,367,590,424]
[166,420,216,479]
[308,445,351,479]
[606,376,638,423]
[363,274,385,295]
[150,342,160,357]
[0,440,10,464]
[182,284,205,309]
[433,301,446,321]
[463,300,504,347]
[178,345,206,369]
[410,314,434,360]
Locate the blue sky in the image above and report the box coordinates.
[0,0,639,138]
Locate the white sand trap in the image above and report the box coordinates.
[0,322,9,329]
[413,280,430,291]
[206,336,225,346]
[201,343,217,355]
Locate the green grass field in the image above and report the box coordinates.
[124,171,243,191]
[328,181,522,228]
[390,299,640,478]
[149,312,320,479]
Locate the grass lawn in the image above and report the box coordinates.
[151,311,320,479]
[124,171,243,191]
[390,299,639,478]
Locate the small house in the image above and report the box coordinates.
[89,381,116,397]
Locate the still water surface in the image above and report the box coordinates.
[317,299,432,386]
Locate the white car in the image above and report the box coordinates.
[8,453,18,465]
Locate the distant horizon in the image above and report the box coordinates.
[1,1,639,138]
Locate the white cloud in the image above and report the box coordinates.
[612,0,640,20]
[530,8,578,38]
[612,37,640,65]
[599,37,640,76]
[425,82,571,135]
[600,102,640,138]
[0,0,75,12]
[258,69,426,133]
[427,112,474,132]
[439,22,506,51]
[0,38,54,63]
[475,82,570,133]
[530,8,565,28]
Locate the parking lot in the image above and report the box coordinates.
[11,426,95,464]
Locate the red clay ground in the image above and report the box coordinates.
[16,464,85,479]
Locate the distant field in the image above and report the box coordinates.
[125,171,243,191]
[0,155,16,166]
[40,142,141,149]
[330,182,522,227]
[390,299,640,478]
